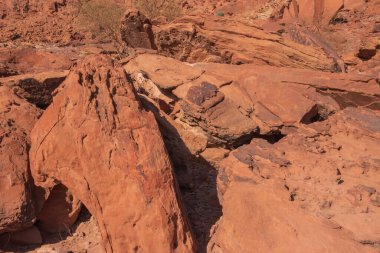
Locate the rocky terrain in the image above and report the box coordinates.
[0,0,379,253]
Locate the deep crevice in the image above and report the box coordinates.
[301,104,331,124]
[140,96,222,253]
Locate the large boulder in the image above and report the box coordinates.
[29,55,196,253]
[0,86,42,234]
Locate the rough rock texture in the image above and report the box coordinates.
[29,55,196,253]
[0,47,73,76]
[0,0,379,252]
[125,53,380,252]
[210,107,380,253]
[36,184,82,233]
[0,71,68,109]
[181,0,289,18]
[0,86,42,234]
[0,0,81,44]
[120,9,156,49]
[126,54,380,148]
[0,0,65,16]
[154,16,338,71]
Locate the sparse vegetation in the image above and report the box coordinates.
[133,0,182,21]
[215,11,225,17]
[75,0,125,51]
[74,0,181,54]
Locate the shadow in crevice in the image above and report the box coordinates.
[141,97,223,253]
[37,206,93,245]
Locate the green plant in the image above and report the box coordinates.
[133,0,182,21]
[215,11,225,17]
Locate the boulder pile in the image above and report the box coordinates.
[0,0,379,252]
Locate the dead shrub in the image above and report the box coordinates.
[75,0,125,51]
[133,0,182,21]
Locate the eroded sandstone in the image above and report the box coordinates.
[29,55,196,253]
[0,86,42,234]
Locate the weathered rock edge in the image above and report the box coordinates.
[29,55,196,253]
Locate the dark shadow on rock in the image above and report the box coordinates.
[140,96,223,253]
[37,206,92,245]
[0,232,39,252]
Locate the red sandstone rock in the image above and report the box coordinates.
[0,70,68,108]
[30,55,196,253]
[7,225,42,245]
[344,0,367,10]
[208,107,380,253]
[283,0,344,25]
[124,54,380,252]
[153,16,337,71]
[0,47,72,74]
[36,184,82,233]
[0,1,379,252]
[125,54,379,147]
[0,86,42,234]
[120,9,156,50]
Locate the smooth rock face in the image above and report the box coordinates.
[30,55,196,253]
[5,225,42,245]
[0,86,42,234]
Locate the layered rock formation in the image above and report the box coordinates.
[125,53,379,147]
[153,17,338,71]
